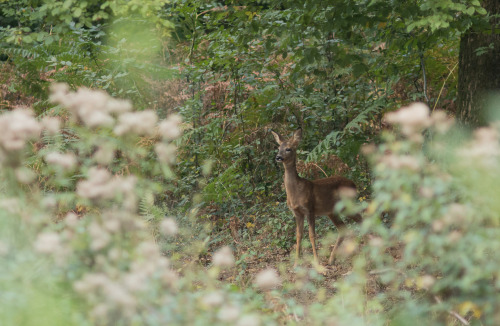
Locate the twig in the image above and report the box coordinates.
[368,268,405,275]
[189,6,248,62]
[419,51,429,105]
[309,162,328,178]
[197,6,247,17]
[188,19,197,63]
[432,62,458,112]
[434,296,470,326]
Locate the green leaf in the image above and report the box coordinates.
[476,7,487,15]
[23,35,33,43]
[407,22,417,33]
[44,36,54,45]
[73,7,82,17]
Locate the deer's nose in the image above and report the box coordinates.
[275,155,283,162]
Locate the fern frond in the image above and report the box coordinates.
[345,107,378,132]
[306,130,342,163]
[1,47,42,60]
[306,106,377,163]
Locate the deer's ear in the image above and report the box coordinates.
[271,130,284,145]
[292,128,302,143]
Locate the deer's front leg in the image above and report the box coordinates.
[307,213,319,264]
[293,209,305,266]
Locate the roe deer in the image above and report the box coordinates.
[271,128,361,266]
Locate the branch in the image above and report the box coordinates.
[309,162,328,178]
[419,51,429,105]
[434,296,470,326]
[197,6,247,17]
[432,62,458,112]
[368,268,405,276]
[189,6,248,62]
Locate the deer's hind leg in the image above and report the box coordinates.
[306,211,319,264]
[327,213,345,265]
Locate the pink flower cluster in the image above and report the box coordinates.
[0,108,41,157]
[385,103,453,142]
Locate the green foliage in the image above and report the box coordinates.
[0,86,280,325]
[0,0,174,113]
[0,211,82,326]
[169,0,486,212]
[349,107,500,324]
[1,1,500,325]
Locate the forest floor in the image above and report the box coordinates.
[216,240,384,314]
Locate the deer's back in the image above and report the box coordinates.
[311,176,356,216]
[312,175,356,189]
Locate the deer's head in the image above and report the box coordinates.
[271,128,302,164]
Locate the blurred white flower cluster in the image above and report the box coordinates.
[385,103,500,169]
[379,154,420,171]
[0,108,41,152]
[155,114,182,165]
[385,102,453,142]
[114,110,158,136]
[20,84,188,323]
[385,102,431,138]
[34,231,62,254]
[32,205,182,322]
[72,239,179,319]
[0,107,64,167]
[160,217,178,236]
[45,151,77,170]
[76,167,137,206]
[0,84,275,325]
[0,108,41,164]
[200,290,261,326]
[376,103,454,172]
[254,268,281,291]
[49,83,182,166]
[49,83,183,140]
[459,126,500,166]
[159,114,182,140]
[50,83,132,128]
[212,246,235,267]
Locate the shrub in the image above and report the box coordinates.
[335,103,500,325]
[2,85,500,325]
[0,84,276,325]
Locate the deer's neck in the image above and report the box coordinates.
[283,160,300,188]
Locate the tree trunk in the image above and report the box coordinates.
[457,0,500,126]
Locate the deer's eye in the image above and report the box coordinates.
[285,148,291,152]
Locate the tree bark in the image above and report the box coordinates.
[457,0,500,126]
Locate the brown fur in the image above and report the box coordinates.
[272,128,360,266]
